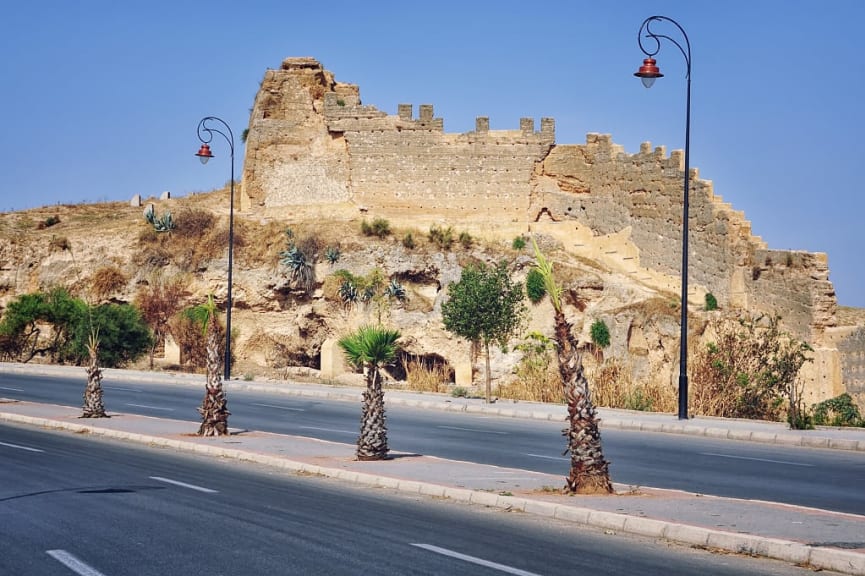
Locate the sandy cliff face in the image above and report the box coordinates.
[0,193,698,394]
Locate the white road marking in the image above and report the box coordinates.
[437,425,507,435]
[125,403,174,411]
[150,476,219,493]
[0,441,44,453]
[411,543,542,576]
[251,402,305,411]
[526,453,567,461]
[0,385,24,392]
[298,426,355,435]
[700,452,814,467]
[46,550,107,576]
[104,386,140,392]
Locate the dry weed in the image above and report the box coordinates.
[404,357,450,393]
[90,265,128,301]
[589,358,676,412]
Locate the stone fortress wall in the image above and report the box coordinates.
[241,57,861,407]
[533,136,837,341]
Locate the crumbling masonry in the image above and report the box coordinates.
[241,57,862,408]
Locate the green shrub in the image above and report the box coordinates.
[37,215,61,230]
[705,292,718,311]
[67,303,153,368]
[512,236,526,250]
[402,232,416,249]
[590,319,611,348]
[812,394,863,427]
[428,225,454,249]
[451,386,469,398]
[526,269,546,304]
[361,217,391,238]
[458,231,473,248]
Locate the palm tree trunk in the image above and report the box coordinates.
[81,338,107,418]
[197,316,230,436]
[554,309,612,494]
[357,365,388,460]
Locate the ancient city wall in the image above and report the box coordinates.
[241,57,352,210]
[534,134,837,339]
[326,92,554,219]
[241,57,859,405]
[836,327,865,409]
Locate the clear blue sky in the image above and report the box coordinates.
[2,1,863,307]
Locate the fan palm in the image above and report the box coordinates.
[533,241,612,494]
[338,325,401,460]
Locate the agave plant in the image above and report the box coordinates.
[338,280,358,307]
[338,325,401,460]
[144,207,175,232]
[280,245,314,294]
[384,278,407,302]
[324,246,341,265]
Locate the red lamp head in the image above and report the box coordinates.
[634,57,663,88]
[195,143,214,164]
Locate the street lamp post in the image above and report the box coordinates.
[634,15,692,420]
[195,116,235,381]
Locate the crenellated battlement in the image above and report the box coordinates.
[240,57,838,342]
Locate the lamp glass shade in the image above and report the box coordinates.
[634,57,663,89]
[641,76,657,89]
[195,143,213,164]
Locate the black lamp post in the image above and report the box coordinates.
[195,116,235,381]
[634,15,692,420]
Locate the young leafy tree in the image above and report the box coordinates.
[43,287,86,363]
[66,303,152,368]
[338,325,401,460]
[532,241,613,494]
[135,274,187,369]
[188,296,231,436]
[441,261,527,403]
[0,292,51,362]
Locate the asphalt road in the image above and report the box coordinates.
[3,372,865,515]
[0,424,823,576]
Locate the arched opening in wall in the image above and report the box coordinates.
[390,351,455,392]
[277,344,321,370]
[533,207,559,222]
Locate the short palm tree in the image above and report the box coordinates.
[533,241,612,494]
[338,325,401,460]
[192,296,230,437]
[81,330,107,418]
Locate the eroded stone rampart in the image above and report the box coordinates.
[241,57,859,405]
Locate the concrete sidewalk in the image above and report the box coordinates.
[1,397,863,575]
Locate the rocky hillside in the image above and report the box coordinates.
[0,190,691,393]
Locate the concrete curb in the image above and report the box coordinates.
[2,411,863,576]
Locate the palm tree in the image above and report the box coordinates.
[533,241,612,494]
[338,325,401,460]
[193,296,230,437]
[81,331,107,418]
